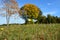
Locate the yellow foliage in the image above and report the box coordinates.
[0,28,4,31]
[20,4,42,19]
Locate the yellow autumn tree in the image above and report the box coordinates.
[19,4,42,24]
[20,4,42,19]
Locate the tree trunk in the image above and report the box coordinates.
[6,13,10,27]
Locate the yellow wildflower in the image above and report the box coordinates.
[0,28,4,31]
[28,19,32,21]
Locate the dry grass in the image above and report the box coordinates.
[0,24,60,40]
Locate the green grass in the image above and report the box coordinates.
[0,24,60,40]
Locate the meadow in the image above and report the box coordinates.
[0,24,60,40]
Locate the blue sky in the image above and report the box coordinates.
[0,0,60,24]
[17,0,60,16]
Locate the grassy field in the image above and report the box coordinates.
[0,24,60,40]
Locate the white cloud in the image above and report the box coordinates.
[47,3,51,6]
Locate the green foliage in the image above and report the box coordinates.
[37,15,47,23]
[37,14,60,24]
[47,14,52,23]
[47,14,60,23]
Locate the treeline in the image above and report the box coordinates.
[37,14,60,24]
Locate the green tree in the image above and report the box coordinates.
[56,16,60,23]
[37,15,47,24]
[47,14,52,23]
[47,14,57,23]
[51,16,56,23]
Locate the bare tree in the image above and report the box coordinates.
[1,0,19,26]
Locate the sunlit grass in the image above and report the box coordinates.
[0,24,60,40]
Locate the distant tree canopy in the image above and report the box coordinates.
[37,14,60,24]
[20,4,42,19]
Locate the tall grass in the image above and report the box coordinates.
[0,24,60,40]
